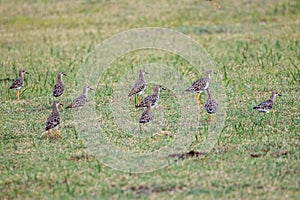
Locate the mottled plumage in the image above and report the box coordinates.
[66,85,93,109]
[253,91,281,113]
[9,70,28,101]
[45,101,61,131]
[128,69,146,97]
[136,85,165,108]
[139,101,154,123]
[205,88,218,114]
[185,70,213,94]
[9,70,28,90]
[53,72,66,97]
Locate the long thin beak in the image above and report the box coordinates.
[161,87,166,90]
[89,88,94,90]
[63,73,67,76]
[278,94,282,96]
[25,71,29,74]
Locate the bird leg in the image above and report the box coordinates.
[210,1,216,11]
[139,123,144,134]
[208,115,214,124]
[55,130,60,140]
[214,0,221,9]
[60,95,65,105]
[196,93,202,107]
[141,124,144,132]
[209,0,221,11]
[47,130,51,138]
[16,90,20,101]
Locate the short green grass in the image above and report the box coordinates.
[1,0,299,199]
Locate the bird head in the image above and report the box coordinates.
[272,91,281,97]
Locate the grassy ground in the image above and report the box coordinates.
[1,0,299,199]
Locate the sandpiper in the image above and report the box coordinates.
[53,72,66,98]
[66,85,93,109]
[253,91,281,113]
[128,69,147,104]
[205,88,218,123]
[9,70,28,101]
[206,0,221,11]
[139,101,154,124]
[185,70,213,106]
[45,100,61,140]
[136,85,165,108]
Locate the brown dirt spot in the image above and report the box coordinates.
[168,150,207,159]
[250,153,263,158]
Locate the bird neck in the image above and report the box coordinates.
[206,73,211,80]
[57,74,63,83]
[139,71,145,81]
[146,103,152,110]
[83,88,89,96]
[269,93,276,102]
[154,87,160,95]
[207,89,212,98]
[19,72,24,80]
[52,105,59,115]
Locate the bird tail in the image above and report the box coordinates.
[253,106,258,109]
[66,105,71,109]
[128,91,134,97]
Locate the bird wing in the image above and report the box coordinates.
[195,78,209,89]
[10,77,23,89]
[136,94,154,107]
[187,78,209,92]
[53,83,64,97]
[256,100,273,110]
[66,95,87,108]
[45,114,61,130]
[139,110,154,123]
[128,81,146,96]
[205,98,218,114]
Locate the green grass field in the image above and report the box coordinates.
[1,0,299,199]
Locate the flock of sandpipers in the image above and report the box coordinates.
[8,69,281,139]
[9,70,92,139]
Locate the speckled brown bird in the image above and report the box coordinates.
[205,88,218,124]
[53,72,66,98]
[253,91,281,113]
[45,100,61,139]
[66,85,93,109]
[9,70,29,101]
[139,101,154,124]
[128,69,147,103]
[128,69,147,98]
[205,88,218,114]
[136,85,165,108]
[185,70,213,106]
